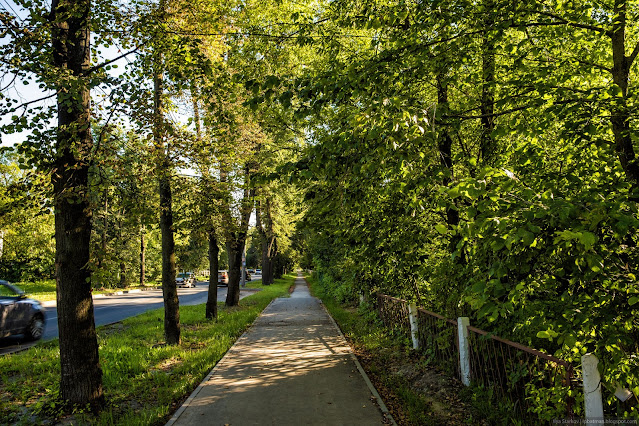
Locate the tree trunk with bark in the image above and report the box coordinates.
[140,225,145,286]
[154,49,180,345]
[610,0,639,193]
[269,237,279,281]
[51,0,103,408]
[98,188,107,269]
[256,197,276,285]
[480,5,496,166]
[118,216,126,288]
[222,168,253,307]
[225,235,244,306]
[255,199,270,285]
[436,74,460,227]
[206,228,219,319]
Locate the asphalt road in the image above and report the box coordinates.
[0,277,261,355]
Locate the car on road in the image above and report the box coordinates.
[176,272,196,288]
[255,269,262,275]
[218,270,229,286]
[0,280,45,341]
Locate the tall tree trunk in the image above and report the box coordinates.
[225,235,245,306]
[269,237,279,281]
[51,0,103,408]
[119,262,126,288]
[206,228,219,319]
[222,168,253,306]
[262,245,270,285]
[610,0,639,192]
[118,216,126,288]
[265,236,277,284]
[480,5,496,166]
[140,225,145,286]
[98,188,107,269]
[154,49,180,345]
[263,198,276,285]
[255,199,270,286]
[436,74,460,227]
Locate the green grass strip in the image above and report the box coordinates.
[0,274,296,425]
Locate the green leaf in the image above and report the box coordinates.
[578,231,596,250]
[537,330,551,340]
[434,224,447,234]
[629,296,639,306]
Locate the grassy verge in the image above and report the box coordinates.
[16,276,268,302]
[306,273,487,426]
[0,274,296,425]
[13,279,167,302]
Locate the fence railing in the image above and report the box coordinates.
[416,307,461,378]
[376,294,577,422]
[377,294,410,334]
[466,324,575,420]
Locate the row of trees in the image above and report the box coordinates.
[289,0,639,416]
[6,0,636,417]
[0,146,291,287]
[1,0,305,410]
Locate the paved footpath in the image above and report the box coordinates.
[167,276,394,426]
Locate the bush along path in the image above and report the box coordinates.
[0,276,295,425]
[167,274,394,425]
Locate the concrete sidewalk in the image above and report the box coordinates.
[167,276,394,426]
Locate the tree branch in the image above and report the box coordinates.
[5,91,57,116]
[534,10,611,36]
[628,41,639,67]
[84,44,144,75]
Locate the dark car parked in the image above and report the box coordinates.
[0,280,45,340]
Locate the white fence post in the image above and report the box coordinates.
[458,317,471,386]
[408,303,419,350]
[582,353,604,420]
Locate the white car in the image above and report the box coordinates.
[255,269,262,275]
[176,272,196,288]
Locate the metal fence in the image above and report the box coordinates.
[377,294,410,335]
[417,307,461,379]
[466,325,575,420]
[376,294,576,421]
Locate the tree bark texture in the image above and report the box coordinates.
[51,0,103,408]
[610,0,639,192]
[436,74,460,227]
[154,52,180,345]
[225,236,244,306]
[206,229,219,319]
[255,199,271,286]
[256,197,276,285]
[118,216,126,288]
[98,188,107,269]
[222,168,254,307]
[140,225,145,286]
[480,5,496,166]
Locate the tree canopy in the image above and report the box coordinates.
[1,0,638,417]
